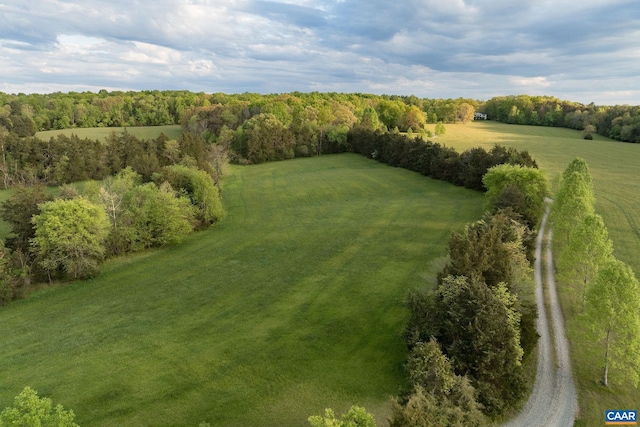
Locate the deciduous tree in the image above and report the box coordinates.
[560,213,614,309]
[483,164,548,228]
[31,197,110,280]
[0,387,78,427]
[585,258,640,387]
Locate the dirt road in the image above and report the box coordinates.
[503,204,577,427]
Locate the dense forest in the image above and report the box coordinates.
[1,91,639,145]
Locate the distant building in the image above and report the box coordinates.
[474,112,488,120]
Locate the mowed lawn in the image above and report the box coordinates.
[35,125,183,141]
[433,122,640,426]
[0,154,484,427]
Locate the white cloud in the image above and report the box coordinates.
[0,0,638,104]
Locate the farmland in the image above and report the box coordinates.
[435,121,640,276]
[0,154,484,426]
[1,121,639,426]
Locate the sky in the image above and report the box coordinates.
[1,0,639,105]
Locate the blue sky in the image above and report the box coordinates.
[1,0,639,104]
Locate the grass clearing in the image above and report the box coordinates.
[434,121,640,275]
[35,125,183,141]
[434,122,640,426]
[0,154,483,426]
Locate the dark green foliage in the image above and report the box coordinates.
[436,276,526,415]
[346,130,536,191]
[404,289,441,348]
[0,240,21,305]
[440,211,529,290]
[0,185,53,253]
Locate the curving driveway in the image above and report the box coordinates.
[503,203,577,427]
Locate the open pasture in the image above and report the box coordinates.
[0,154,483,426]
[35,125,183,141]
[435,121,640,426]
[435,121,640,276]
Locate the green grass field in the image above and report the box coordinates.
[433,121,640,426]
[0,154,484,426]
[35,125,183,141]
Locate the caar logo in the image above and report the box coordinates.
[606,410,637,425]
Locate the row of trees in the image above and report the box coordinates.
[483,95,640,143]
[0,129,224,189]
[551,158,640,387]
[392,164,547,424]
[347,129,538,192]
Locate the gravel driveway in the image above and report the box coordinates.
[503,203,577,427]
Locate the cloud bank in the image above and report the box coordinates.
[1,0,639,104]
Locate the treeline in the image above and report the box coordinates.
[0,130,225,189]
[483,95,640,143]
[0,90,481,137]
[347,129,537,192]
[551,158,640,387]
[0,90,210,134]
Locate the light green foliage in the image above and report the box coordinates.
[163,164,224,225]
[358,107,383,132]
[550,158,595,249]
[399,122,640,421]
[392,338,485,427]
[434,123,446,136]
[483,164,548,228]
[0,387,78,427]
[400,106,426,132]
[308,406,376,427]
[552,162,595,250]
[390,384,485,427]
[406,339,456,396]
[31,197,110,279]
[585,258,640,387]
[124,182,195,249]
[559,213,614,308]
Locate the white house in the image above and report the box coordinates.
[474,112,488,120]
